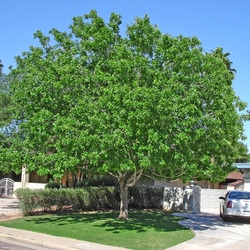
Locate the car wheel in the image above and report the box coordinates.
[222,214,229,222]
[219,208,223,218]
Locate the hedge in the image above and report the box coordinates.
[14,186,164,215]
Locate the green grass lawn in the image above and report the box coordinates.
[0,210,194,250]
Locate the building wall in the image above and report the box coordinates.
[163,186,228,214]
[200,189,228,213]
[155,179,220,189]
[14,182,46,193]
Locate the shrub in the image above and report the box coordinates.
[45,180,61,189]
[39,188,54,211]
[14,185,163,215]
[128,186,164,209]
[15,188,43,215]
[53,188,71,210]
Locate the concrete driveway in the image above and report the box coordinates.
[168,212,250,249]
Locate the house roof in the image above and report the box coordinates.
[226,171,244,180]
[234,163,250,169]
[228,180,244,187]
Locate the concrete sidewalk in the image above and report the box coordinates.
[0,226,128,250]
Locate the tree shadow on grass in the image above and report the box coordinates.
[24,210,189,234]
[97,210,185,233]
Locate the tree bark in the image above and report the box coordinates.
[118,180,129,220]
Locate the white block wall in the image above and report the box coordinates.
[200,189,228,214]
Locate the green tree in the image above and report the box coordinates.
[0,61,13,135]
[211,47,236,76]
[211,49,250,160]
[3,11,246,219]
[0,61,20,174]
[0,74,12,128]
[0,60,3,74]
[235,141,250,163]
[246,110,250,120]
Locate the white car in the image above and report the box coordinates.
[219,190,250,222]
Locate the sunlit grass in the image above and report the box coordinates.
[0,210,194,250]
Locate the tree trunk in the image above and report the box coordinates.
[118,180,129,220]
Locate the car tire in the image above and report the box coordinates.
[219,208,223,218]
[222,215,229,222]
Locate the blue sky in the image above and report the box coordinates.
[1,0,249,148]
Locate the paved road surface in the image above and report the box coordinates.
[0,238,54,250]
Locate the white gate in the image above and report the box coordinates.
[0,178,14,196]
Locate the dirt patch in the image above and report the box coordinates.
[0,212,23,221]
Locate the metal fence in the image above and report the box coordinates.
[0,178,14,196]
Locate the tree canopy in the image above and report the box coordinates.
[0,73,12,128]
[235,141,250,163]
[0,61,20,173]
[0,11,247,219]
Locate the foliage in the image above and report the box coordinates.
[0,211,194,250]
[14,186,164,215]
[0,68,22,174]
[76,174,118,187]
[211,48,236,75]
[129,186,164,209]
[0,74,12,128]
[45,180,61,189]
[0,60,3,74]
[247,110,250,121]
[14,188,43,215]
[4,10,247,219]
[14,187,120,214]
[0,61,14,134]
[235,141,250,163]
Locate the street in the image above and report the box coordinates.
[0,238,54,250]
